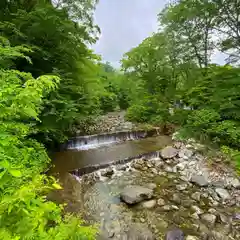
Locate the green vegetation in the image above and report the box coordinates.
[0,0,128,238]
[122,0,240,168]
[1,0,240,238]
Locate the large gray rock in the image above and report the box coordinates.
[127,223,155,240]
[215,188,230,200]
[190,174,208,187]
[120,185,153,204]
[161,146,179,159]
[165,229,184,240]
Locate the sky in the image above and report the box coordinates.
[92,0,226,67]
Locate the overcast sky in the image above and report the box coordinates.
[92,0,226,67]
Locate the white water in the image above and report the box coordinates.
[68,131,147,150]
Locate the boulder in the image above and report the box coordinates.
[127,223,155,240]
[161,146,179,159]
[190,174,208,187]
[165,229,184,240]
[120,185,153,204]
[215,188,230,200]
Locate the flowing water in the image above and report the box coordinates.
[51,130,240,239]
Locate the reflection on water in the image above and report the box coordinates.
[52,135,172,173]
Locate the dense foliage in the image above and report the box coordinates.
[122,0,240,166]
[0,38,97,239]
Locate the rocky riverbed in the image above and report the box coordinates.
[58,138,240,240]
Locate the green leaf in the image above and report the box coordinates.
[9,169,22,178]
[52,183,62,190]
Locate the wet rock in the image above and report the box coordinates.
[186,236,199,240]
[190,174,208,187]
[115,165,127,171]
[178,148,194,159]
[176,184,188,191]
[165,229,184,240]
[141,200,156,209]
[127,223,155,240]
[191,192,201,201]
[215,188,230,200]
[164,166,174,173]
[101,168,114,177]
[201,213,217,225]
[208,208,217,214]
[161,146,178,159]
[157,198,165,206]
[120,185,153,204]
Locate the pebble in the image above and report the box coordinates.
[215,188,230,200]
[186,236,199,240]
[176,184,188,191]
[141,200,156,209]
[157,198,165,206]
[191,192,201,201]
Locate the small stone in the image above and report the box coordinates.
[191,192,201,201]
[208,208,217,214]
[191,212,200,220]
[141,200,156,209]
[140,218,145,223]
[165,229,184,240]
[186,236,199,240]
[171,205,179,210]
[157,198,165,206]
[165,166,173,173]
[160,146,179,159]
[178,148,194,159]
[201,213,217,225]
[190,175,208,187]
[146,183,157,190]
[215,188,230,200]
[219,214,229,223]
[172,193,181,204]
[163,205,171,211]
[176,184,188,191]
[231,178,240,189]
[151,168,158,175]
[191,205,203,215]
[176,162,187,171]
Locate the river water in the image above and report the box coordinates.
[50,131,240,239]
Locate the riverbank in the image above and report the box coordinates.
[52,134,240,239]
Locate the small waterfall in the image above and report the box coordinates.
[70,150,161,177]
[68,130,149,150]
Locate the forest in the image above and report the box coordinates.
[0,0,239,239]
